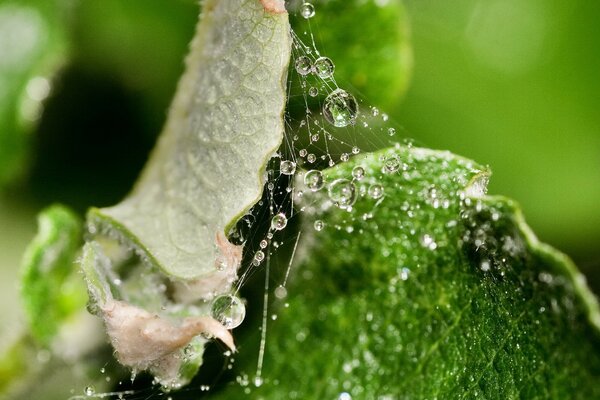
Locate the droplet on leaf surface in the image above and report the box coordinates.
[328,179,357,209]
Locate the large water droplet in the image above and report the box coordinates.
[323,89,358,127]
[300,2,315,18]
[328,179,357,209]
[271,213,288,231]
[295,56,312,76]
[304,170,324,191]
[314,56,335,79]
[211,294,246,329]
[280,160,296,175]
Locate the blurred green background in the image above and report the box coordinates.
[0,0,599,356]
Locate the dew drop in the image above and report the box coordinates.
[211,294,246,329]
[254,250,265,263]
[307,153,317,163]
[388,127,396,136]
[371,107,379,116]
[280,160,296,175]
[340,153,350,162]
[351,146,360,154]
[308,86,318,97]
[271,213,288,231]
[323,89,358,128]
[352,166,365,180]
[295,56,312,76]
[328,179,357,209]
[84,386,95,396]
[304,170,324,191]
[338,393,352,400]
[299,148,307,157]
[368,184,384,199]
[259,239,268,249]
[300,2,315,18]
[314,220,325,231]
[274,285,288,299]
[313,56,335,79]
[383,156,401,173]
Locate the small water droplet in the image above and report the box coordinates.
[211,294,246,329]
[313,56,335,79]
[260,239,268,249]
[307,153,317,163]
[254,250,265,264]
[299,148,307,157]
[314,220,325,231]
[84,386,95,396]
[311,133,319,142]
[300,2,315,18]
[352,146,360,154]
[338,393,352,400]
[352,166,365,180]
[280,160,296,175]
[323,89,358,127]
[295,56,312,76]
[383,156,400,173]
[304,170,324,191]
[328,179,357,209]
[368,184,384,199]
[371,107,379,116]
[340,153,350,162]
[308,86,318,97]
[271,213,288,231]
[274,285,288,299]
[388,127,396,136]
[254,376,264,387]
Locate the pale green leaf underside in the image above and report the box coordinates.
[90,0,291,280]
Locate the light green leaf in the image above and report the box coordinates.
[81,0,292,387]
[0,0,69,187]
[20,204,85,346]
[88,0,291,281]
[215,147,600,399]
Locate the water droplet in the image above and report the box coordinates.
[254,376,264,387]
[311,133,319,142]
[304,170,324,191]
[338,393,352,400]
[368,184,384,199]
[340,153,349,162]
[307,153,316,163]
[314,220,325,231]
[254,250,265,263]
[308,86,318,97]
[280,160,296,175]
[271,213,288,231]
[328,179,357,209]
[383,156,400,173]
[275,285,288,299]
[371,107,380,116]
[420,234,438,250]
[313,56,335,79]
[323,89,358,127]
[211,294,246,329]
[84,386,95,396]
[352,146,360,154]
[299,148,307,157]
[300,2,315,18]
[388,127,396,136]
[295,56,312,76]
[260,239,268,249]
[352,166,365,180]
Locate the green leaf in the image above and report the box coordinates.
[215,147,600,398]
[80,0,292,387]
[0,0,69,187]
[20,204,85,346]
